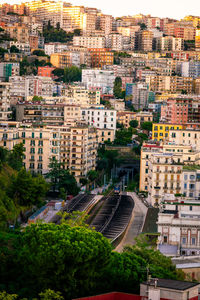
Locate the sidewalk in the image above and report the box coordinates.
[115,192,148,252]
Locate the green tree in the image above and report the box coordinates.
[129,120,138,128]
[114,128,133,146]
[113,77,122,99]
[32,96,43,102]
[46,159,79,195]
[16,223,112,299]
[8,168,48,207]
[0,47,8,58]
[0,291,18,300]
[10,45,20,53]
[63,66,82,83]
[32,50,46,57]
[39,289,64,300]
[87,170,98,182]
[139,23,147,30]
[141,121,152,132]
[7,143,24,171]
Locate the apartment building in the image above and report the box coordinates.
[0,82,12,121]
[73,36,105,48]
[0,62,20,81]
[5,23,29,43]
[135,30,153,51]
[160,96,200,124]
[9,76,54,99]
[181,61,200,79]
[106,34,123,51]
[81,107,116,131]
[195,29,200,50]
[0,121,98,181]
[37,66,55,78]
[146,75,194,94]
[152,123,183,141]
[50,52,81,68]
[16,102,83,126]
[9,41,31,55]
[139,142,200,206]
[117,111,137,128]
[44,43,68,56]
[88,48,114,68]
[82,69,115,94]
[62,85,100,106]
[98,14,113,35]
[157,197,200,256]
[132,82,150,110]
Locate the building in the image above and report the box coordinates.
[157,197,200,257]
[88,48,114,68]
[0,82,12,121]
[81,107,116,132]
[97,128,115,144]
[82,69,115,94]
[62,85,100,106]
[9,76,54,99]
[160,96,200,125]
[0,62,20,81]
[152,123,183,141]
[135,30,153,51]
[44,43,68,56]
[37,66,55,78]
[73,36,105,48]
[9,41,30,55]
[181,61,200,79]
[5,23,29,43]
[132,82,150,110]
[140,278,200,300]
[146,75,194,94]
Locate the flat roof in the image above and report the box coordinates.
[142,278,199,290]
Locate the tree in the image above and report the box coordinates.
[141,121,152,132]
[8,168,48,207]
[113,77,122,99]
[32,96,43,102]
[32,50,46,57]
[0,291,18,300]
[16,223,112,299]
[63,66,82,83]
[129,120,138,128]
[7,143,24,171]
[0,47,8,58]
[10,45,19,53]
[139,23,147,30]
[87,170,98,182]
[46,159,79,195]
[114,128,133,146]
[39,289,64,300]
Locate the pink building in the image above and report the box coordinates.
[161,97,189,124]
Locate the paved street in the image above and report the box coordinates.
[115,192,148,252]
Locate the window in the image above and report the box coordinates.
[38,148,43,154]
[30,148,35,154]
[182,237,186,244]
[39,156,42,161]
[145,169,148,174]
[30,140,35,146]
[191,237,196,245]
[38,163,42,169]
[38,140,43,146]
[184,174,188,180]
[32,132,34,138]
[163,236,168,243]
[22,132,25,138]
[40,133,42,138]
[184,183,187,189]
[190,206,192,211]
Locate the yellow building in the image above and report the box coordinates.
[152,123,183,141]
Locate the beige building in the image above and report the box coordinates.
[0,82,12,121]
[73,36,105,48]
[146,75,194,94]
[139,142,200,206]
[96,128,115,144]
[5,24,29,43]
[109,99,125,111]
[62,85,100,106]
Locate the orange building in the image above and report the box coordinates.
[88,48,114,68]
[37,66,55,78]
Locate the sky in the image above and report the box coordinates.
[1,0,200,20]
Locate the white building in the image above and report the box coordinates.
[9,76,54,99]
[106,33,123,51]
[82,69,115,94]
[0,82,12,121]
[158,197,200,256]
[44,43,69,56]
[81,107,116,132]
[9,41,30,55]
[73,36,106,48]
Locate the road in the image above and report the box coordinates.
[115,192,148,252]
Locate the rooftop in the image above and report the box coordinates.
[142,278,199,290]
